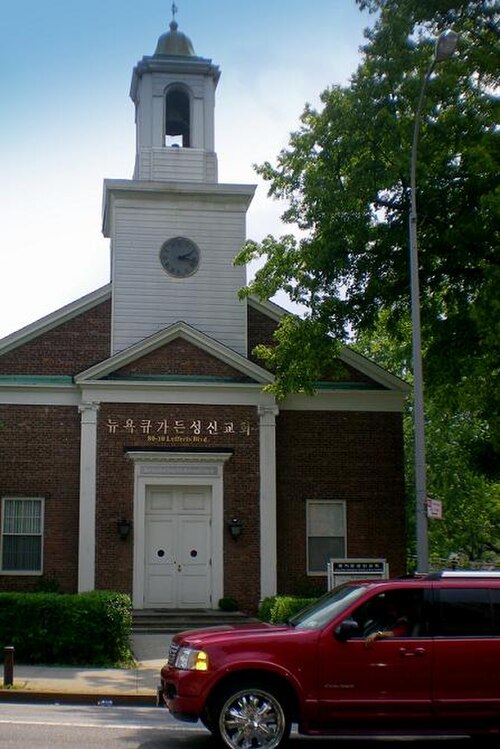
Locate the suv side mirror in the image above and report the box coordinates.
[335,618,360,642]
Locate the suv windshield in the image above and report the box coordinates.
[289,584,368,629]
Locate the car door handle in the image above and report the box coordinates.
[399,647,426,657]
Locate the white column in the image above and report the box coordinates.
[192,95,204,149]
[258,404,279,600]
[78,402,99,592]
[152,92,164,148]
[203,78,216,152]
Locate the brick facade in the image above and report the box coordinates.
[0,295,407,612]
[247,304,278,366]
[114,338,254,381]
[0,404,81,592]
[0,300,111,376]
[95,402,260,612]
[276,410,406,596]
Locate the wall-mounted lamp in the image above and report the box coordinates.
[118,518,131,541]
[228,517,242,540]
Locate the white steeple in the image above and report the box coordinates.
[102,12,255,357]
[130,10,221,183]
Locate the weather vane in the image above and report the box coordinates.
[171,3,178,21]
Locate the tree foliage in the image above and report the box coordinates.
[355,311,500,564]
[237,1,499,447]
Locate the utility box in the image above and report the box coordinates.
[327,558,389,590]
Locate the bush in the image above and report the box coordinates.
[258,595,317,623]
[258,596,276,622]
[0,591,133,666]
[34,574,62,594]
[218,597,239,612]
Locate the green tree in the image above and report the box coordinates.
[237,0,499,452]
[424,410,500,564]
[355,310,500,565]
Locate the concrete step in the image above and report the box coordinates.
[131,608,258,633]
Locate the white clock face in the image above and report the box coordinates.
[159,237,200,278]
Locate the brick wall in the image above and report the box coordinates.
[0,296,407,611]
[247,305,278,368]
[96,402,261,612]
[114,338,253,381]
[0,405,81,592]
[0,299,111,375]
[246,305,383,385]
[276,410,406,595]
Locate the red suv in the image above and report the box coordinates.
[159,571,500,748]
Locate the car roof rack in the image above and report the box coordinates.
[425,570,500,579]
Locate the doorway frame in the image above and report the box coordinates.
[127,450,232,609]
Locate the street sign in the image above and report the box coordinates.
[427,497,443,519]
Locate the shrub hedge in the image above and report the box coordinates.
[0,591,133,666]
[258,595,317,623]
[218,596,239,612]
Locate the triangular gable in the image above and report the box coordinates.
[248,295,409,394]
[75,321,275,386]
[0,285,112,357]
[339,348,410,394]
[248,295,288,323]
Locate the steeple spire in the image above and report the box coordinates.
[170,3,179,31]
[154,2,195,56]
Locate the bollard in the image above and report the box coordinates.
[3,646,14,687]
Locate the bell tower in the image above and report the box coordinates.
[130,11,220,183]
[102,11,255,356]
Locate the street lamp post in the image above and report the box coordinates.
[409,29,458,573]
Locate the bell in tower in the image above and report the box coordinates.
[165,87,190,147]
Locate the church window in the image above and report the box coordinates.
[1,497,43,573]
[307,500,346,575]
[165,87,191,147]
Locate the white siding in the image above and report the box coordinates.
[110,193,250,356]
[134,148,218,183]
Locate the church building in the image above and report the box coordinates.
[0,17,409,613]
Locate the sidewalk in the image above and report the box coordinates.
[0,633,171,706]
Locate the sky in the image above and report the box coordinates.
[0,0,372,340]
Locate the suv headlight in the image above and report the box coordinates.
[174,647,209,671]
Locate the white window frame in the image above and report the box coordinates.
[0,497,44,575]
[306,500,346,576]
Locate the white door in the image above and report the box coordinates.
[144,486,212,608]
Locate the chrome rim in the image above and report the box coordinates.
[219,688,286,749]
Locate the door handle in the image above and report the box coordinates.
[399,647,426,657]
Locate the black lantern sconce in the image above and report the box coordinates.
[228,517,243,540]
[118,518,131,541]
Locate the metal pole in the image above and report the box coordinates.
[409,60,434,574]
[3,646,14,687]
[408,29,458,574]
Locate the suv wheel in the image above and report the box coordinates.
[213,680,291,749]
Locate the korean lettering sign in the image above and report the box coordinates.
[332,561,386,575]
[105,416,253,443]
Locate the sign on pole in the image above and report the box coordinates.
[426,497,443,519]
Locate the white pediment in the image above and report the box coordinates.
[74,320,274,386]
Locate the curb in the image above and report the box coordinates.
[0,690,158,707]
